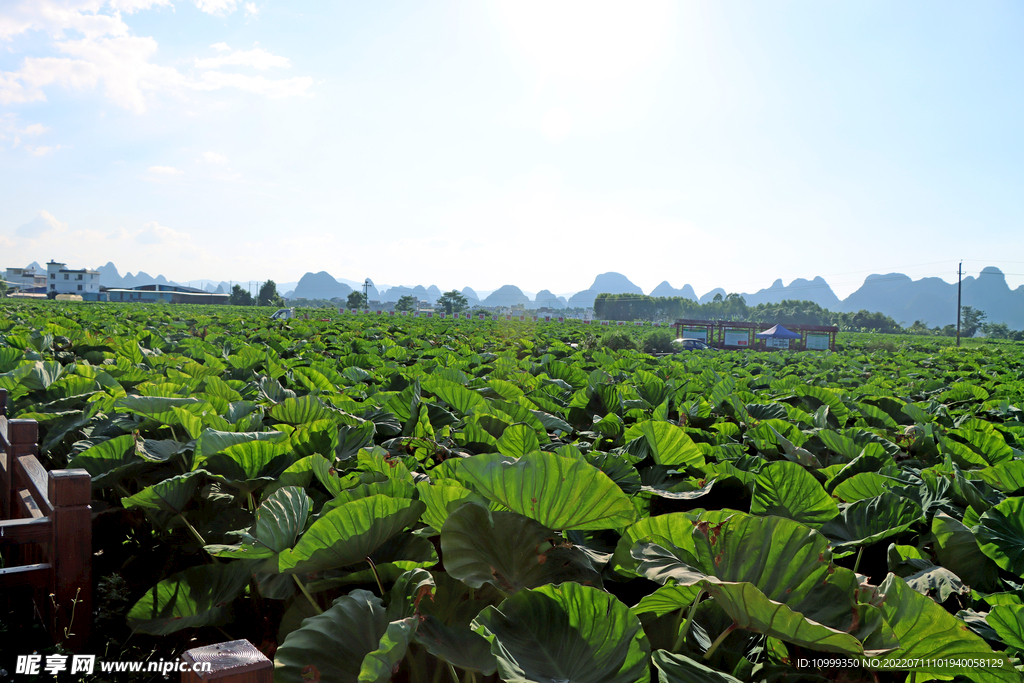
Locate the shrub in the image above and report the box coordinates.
[642,329,676,354]
[600,330,637,351]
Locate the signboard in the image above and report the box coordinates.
[807,333,830,350]
[681,327,708,342]
[723,330,750,347]
[766,338,790,349]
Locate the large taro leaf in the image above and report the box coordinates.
[750,461,839,528]
[652,651,744,683]
[253,486,311,553]
[414,571,498,674]
[472,582,651,683]
[200,438,296,483]
[987,604,1024,650]
[623,420,705,468]
[632,514,897,655]
[440,503,602,593]
[277,495,426,574]
[305,532,438,591]
[69,433,148,487]
[611,512,702,577]
[819,492,922,552]
[931,512,1002,592]
[126,561,251,635]
[121,470,205,516]
[274,589,389,683]
[496,424,540,458]
[977,460,1024,494]
[863,574,1016,682]
[455,450,636,531]
[269,395,339,425]
[976,496,1024,576]
[194,428,289,465]
[415,480,489,531]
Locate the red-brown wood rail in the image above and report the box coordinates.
[0,387,92,652]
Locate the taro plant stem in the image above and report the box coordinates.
[292,575,323,615]
[703,623,738,661]
[367,556,385,596]
[447,663,460,683]
[853,547,864,575]
[674,588,705,651]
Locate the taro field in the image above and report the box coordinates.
[2,301,1024,683]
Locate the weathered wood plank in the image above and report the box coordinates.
[49,469,91,651]
[0,563,51,588]
[180,640,272,683]
[15,454,53,515]
[0,515,51,546]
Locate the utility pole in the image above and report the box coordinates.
[363,279,371,309]
[956,261,962,347]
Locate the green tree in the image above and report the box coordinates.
[982,322,1011,339]
[961,306,987,337]
[395,295,417,313]
[0,278,7,298]
[258,280,283,307]
[436,290,468,315]
[228,284,253,306]
[347,291,367,310]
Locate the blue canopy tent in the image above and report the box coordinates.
[756,324,801,349]
[755,324,801,339]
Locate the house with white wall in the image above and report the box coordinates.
[46,261,101,296]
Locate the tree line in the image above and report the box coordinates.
[593,293,1024,337]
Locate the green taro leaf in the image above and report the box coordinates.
[254,486,311,553]
[978,460,1024,494]
[832,472,893,503]
[269,395,338,425]
[277,495,426,574]
[750,461,839,528]
[472,582,651,683]
[819,493,922,551]
[273,589,389,683]
[624,421,705,468]
[456,451,636,531]
[68,434,147,487]
[931,512,1002,592]
[496,424,541,458]
[415,481,489,531]
[864,575,1015,681]
[121,470,205,515]
[976,496,1024,576]
[441,503,602,593]
[652,651,744,683]
[987,603,1024,650]
[126,561,251,635]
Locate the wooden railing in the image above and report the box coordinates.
[0,387,92,651]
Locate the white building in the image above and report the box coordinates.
[46,261,100,295]
[3,266,47,290]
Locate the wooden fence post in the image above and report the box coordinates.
[48,469,91,652]
[181,640,272,683]
[0,387,9,520]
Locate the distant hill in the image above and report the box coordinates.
[483,285,530,307]
[85,264,1024,330]
[291,271,353,301]
[650,281,698,301]
[743,276,841,309]
[568,272,644,308]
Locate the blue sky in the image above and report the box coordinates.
[2,0,1023,299]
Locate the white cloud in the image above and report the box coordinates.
[16,209,67,237]
[134,221,188,245]
[148,165,183,174]
[244,3,258,17]
[194,0,238,16]
[199,151,227,164]
[22,123,48,136]
[195,47,290,71]
[0,1,311,112]
[193,71,313,98]
[25,144,61,156]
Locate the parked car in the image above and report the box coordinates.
[672,338,713,351]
